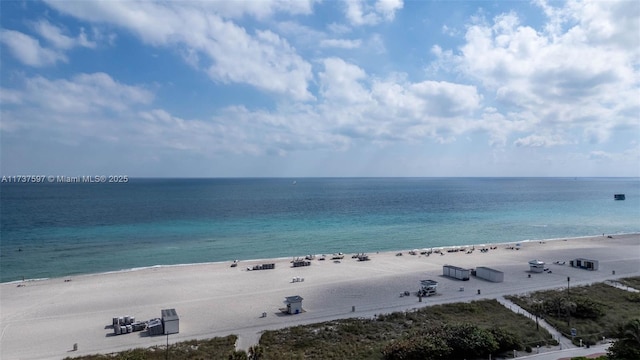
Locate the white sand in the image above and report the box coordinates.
[1,234,639,360]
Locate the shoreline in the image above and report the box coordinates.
[3,232,637,285]
[2,233,639,360]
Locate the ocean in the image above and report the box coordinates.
[1,177,638,283]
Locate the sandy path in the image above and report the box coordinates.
[1,234,638,360]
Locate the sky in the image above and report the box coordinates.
[1,0,639,177]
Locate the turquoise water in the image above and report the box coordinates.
[1,177,638,282]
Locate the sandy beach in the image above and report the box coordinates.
[1,234,639,360]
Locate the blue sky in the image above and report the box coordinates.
[1,0,639,177]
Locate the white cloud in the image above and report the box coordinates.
[327,22,352,34]
[0,89,23,105]
[0,29,66,67]
[44,1,315,100]
[514,134,571,147]
[344,0,404,26]
[318,57,369,104]
[2,73,152,130]
[27,73,153,114]
[434,0,639,148]
[192,0,317,20]
[588,150,612,161]
[375,0,404,21]
[320,38,362,49]
[315,58,482,144]
[32,20,96,50]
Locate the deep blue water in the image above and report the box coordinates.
[1,178,638,282]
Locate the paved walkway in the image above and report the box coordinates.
[497,296,575,351]
[604,280,639,293]
[516,343,609,359]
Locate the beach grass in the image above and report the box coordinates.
[616,276,640,290]
[256,299,554,359]
[506,280,640,345]
[62,335,240,360]
[63,300,554,360]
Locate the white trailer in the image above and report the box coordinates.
[570,258,599,271]
[443,265,470,281]
[475,266,504,282]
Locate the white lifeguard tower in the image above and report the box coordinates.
[283,295,304,314]
[528,260,545,273]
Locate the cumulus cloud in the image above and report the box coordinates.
[1,73,153,135]
[0,29,66,67]
[44,1,315,101]
[26,73,153,114]
[4,0,637,172]
[433,0,639,148]
[344,0,404,26]
[315,58,482,144]
[32,20,96,50]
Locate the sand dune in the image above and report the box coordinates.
[1,234,639,359]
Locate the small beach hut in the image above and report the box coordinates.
[475,266,504,282]
[419,279,438,296]
[443,265,470,281]
[528,260,545,273]
[570,258,599,271]
[161,308,179,335]
[284,295,304,314]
